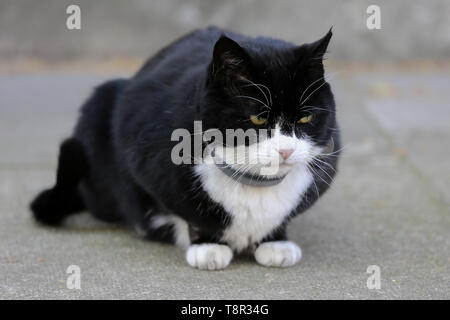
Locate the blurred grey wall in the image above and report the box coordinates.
[1,0,449,61]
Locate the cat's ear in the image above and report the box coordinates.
[294,28,332,76]
[307,27,333,61]
[209,35,253,89]
[295,28,332,73]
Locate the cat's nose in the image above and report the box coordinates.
[278,149,294,160]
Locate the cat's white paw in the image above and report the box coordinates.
[254,241,302,267]
[186,244,233,270]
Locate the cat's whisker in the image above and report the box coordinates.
[255,83,273,105]
[325,125,340,132]
[240,81,273,105]
[310,173,320,199]
[306,163,332,188]
[235,95,271,110]
[311,157,336,173]
[238,110,270,123]
[310,160,335,182]
[234,164,260,187]
[304,163,321,199]
[302,106,335,114]
[300,72,339,105]
[240,80,272,107]
[299,75,327,104]
[220,163,252,190]
[319,145,345,157]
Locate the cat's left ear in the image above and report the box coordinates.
[307,27,333,61]
[209,35,253,89]
[294,28,332,75]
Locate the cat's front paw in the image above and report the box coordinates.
[186,244,233,270]
[254,241,302,267]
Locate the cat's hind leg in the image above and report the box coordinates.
[145,214,191,249]
[30,138,88,225]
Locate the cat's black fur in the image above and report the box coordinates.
[31,26,340,248]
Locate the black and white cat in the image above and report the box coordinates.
[31,26,340,270]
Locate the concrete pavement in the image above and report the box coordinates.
[0,66,449,299]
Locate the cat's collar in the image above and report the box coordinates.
[211,149,288,187]
[210,138,334,188]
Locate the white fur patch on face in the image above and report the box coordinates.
[254,241,302,267]
[196,124,316,252]
[151,214,191,249]
[186,243,233,270]
[213,124,323,177]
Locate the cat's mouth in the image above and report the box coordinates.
[210,147,291,187]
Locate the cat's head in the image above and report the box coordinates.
[199,29,336,177]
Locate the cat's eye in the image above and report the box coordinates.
[250,115,268,125]
[298,114,313,124]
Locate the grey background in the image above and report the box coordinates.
[1,0,450,61]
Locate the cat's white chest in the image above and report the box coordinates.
[195,163,313,251]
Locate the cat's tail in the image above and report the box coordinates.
[30,138,89,225]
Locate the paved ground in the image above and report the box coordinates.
[0,65,449,299]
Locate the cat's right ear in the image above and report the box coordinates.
[209,36,253,90]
